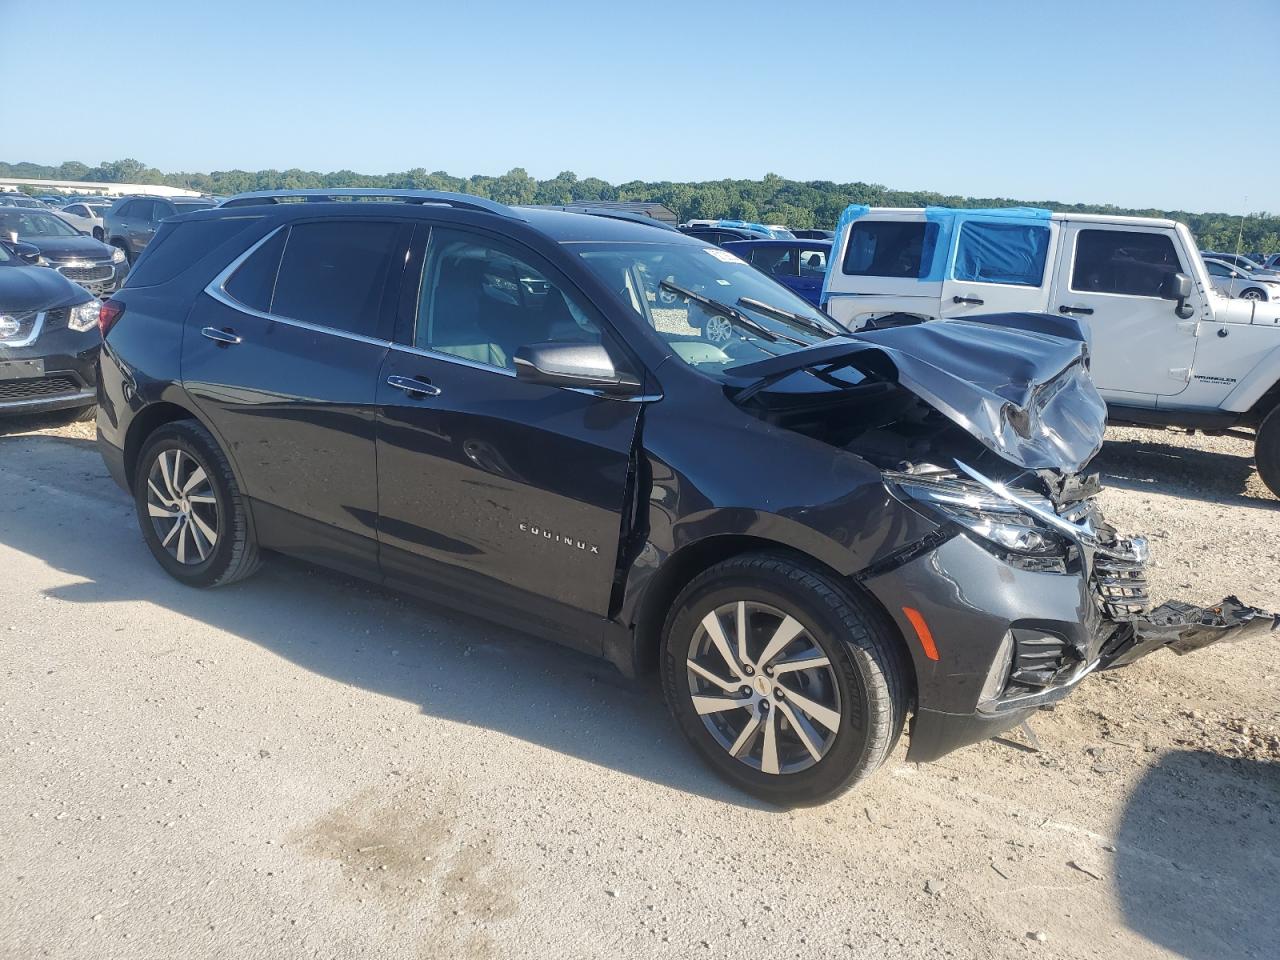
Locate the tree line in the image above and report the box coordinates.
[5,158,1277,254]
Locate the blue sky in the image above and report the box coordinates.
[3,0,1277,213]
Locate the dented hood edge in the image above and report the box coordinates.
[727,313,1108,474]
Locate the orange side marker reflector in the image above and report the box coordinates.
[902,606,939,661]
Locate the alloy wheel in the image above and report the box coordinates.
[685,601,843,775]
[1242,289,1264,301]
[703,315,733,344]
[146,448,220,565]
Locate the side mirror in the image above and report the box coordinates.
[1160,271,1196,319]
[513,342,642,397]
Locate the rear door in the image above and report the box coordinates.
[939,216,1056,318]
[1049,223,1202,401]
[184,217,411,575]
[374,224,644,646]
[127,200,156,253]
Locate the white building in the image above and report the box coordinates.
[0,177,202,198]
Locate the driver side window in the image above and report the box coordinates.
[415,229,602,372]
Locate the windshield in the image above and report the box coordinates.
[0,209,81,238]
[574,241,843,379]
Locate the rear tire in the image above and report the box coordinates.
[67,404,96,423]
[92,227,104,241]
[1256,406,1280,499]
[133,420,261,587]
[661,552,908,806]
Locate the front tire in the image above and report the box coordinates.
[1256,406,1280,499]
[133,420,261,587]
[661,553,908,805]
[1240,288,1266,302]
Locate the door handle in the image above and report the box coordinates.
[1058,305,1094,316]
[387,375,442,398]
[952,295,984,305]
[201,327,242,345]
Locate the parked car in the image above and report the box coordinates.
[103,195,216,262]
[680,220,796,247]
[0,193,51,209]
[95,188,1272,804]
[0,244,101,421]
[792,229,835,241]
[1203,257,1280,301]
[722,238,831,308]
[56,200,111,240]
[1200,251,1280,278]
[1258,253,1280,271]
[822,206,1280,497]
[0,208,128,297]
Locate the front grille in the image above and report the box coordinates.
[1092,552,1150,620]
[56,263,113,281]
[0,376,81,402]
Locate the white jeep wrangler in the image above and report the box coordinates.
[821,206,1280,497]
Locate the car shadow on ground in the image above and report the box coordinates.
[1115,749,1280,959]
[0,434,770,809]
[1093,435,1273,508]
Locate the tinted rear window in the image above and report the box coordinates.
[126,217,260,287]
[842,221,939,279]
[224,228,287,312]
[268,220,402,337]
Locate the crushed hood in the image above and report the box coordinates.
[727,313,1107,473]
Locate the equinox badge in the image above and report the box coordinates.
[519,522,600,554]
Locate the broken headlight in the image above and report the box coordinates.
[887,475,1070,560]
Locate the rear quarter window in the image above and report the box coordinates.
[125,217,261,288]
[842,221,939,279]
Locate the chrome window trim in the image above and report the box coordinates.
[202,224,393,350]
[387,341,517,377]
[1,310,46,348]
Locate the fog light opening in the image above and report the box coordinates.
[978,631,1015,707]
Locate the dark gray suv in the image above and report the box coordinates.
[104,195,215,263]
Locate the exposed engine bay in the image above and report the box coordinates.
[724,313,1277,677]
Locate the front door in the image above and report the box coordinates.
[1049,223,1203,402]
[792,245,829,306]
[375,225,644,647]
[183,217,411,575]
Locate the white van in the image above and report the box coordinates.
[821,206,1280,496]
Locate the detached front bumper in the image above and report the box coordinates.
[861,532,1277,763]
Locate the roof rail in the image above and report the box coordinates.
[217,188,525,220]
[525,204,679,232]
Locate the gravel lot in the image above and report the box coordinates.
[1,415,1276,960]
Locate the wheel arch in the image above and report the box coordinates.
[616,534,915,702]
[122,400,239,491]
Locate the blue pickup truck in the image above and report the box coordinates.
[722,238,831,307]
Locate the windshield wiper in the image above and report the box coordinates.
[659,281,806,346]
[736,297,841,338]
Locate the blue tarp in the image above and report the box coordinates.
[820,204,869,306]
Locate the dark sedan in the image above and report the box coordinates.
[0,246,101,419]
[0,207,128,297]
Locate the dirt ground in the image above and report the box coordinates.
[0,414,1276,960]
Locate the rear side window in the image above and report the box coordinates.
[126,217,260,287]
[270,220,402,337]
[1071,230,1182,297]
[224,228,288,312]
[952,221,1050,287]
[798,248,827,276]
[1205,260,1231,277]
[842,221,939,279]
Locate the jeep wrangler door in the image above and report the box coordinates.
[1050,224,1202,402]
[374,225,644,642]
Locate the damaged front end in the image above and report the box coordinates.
[726,312,1276,719]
